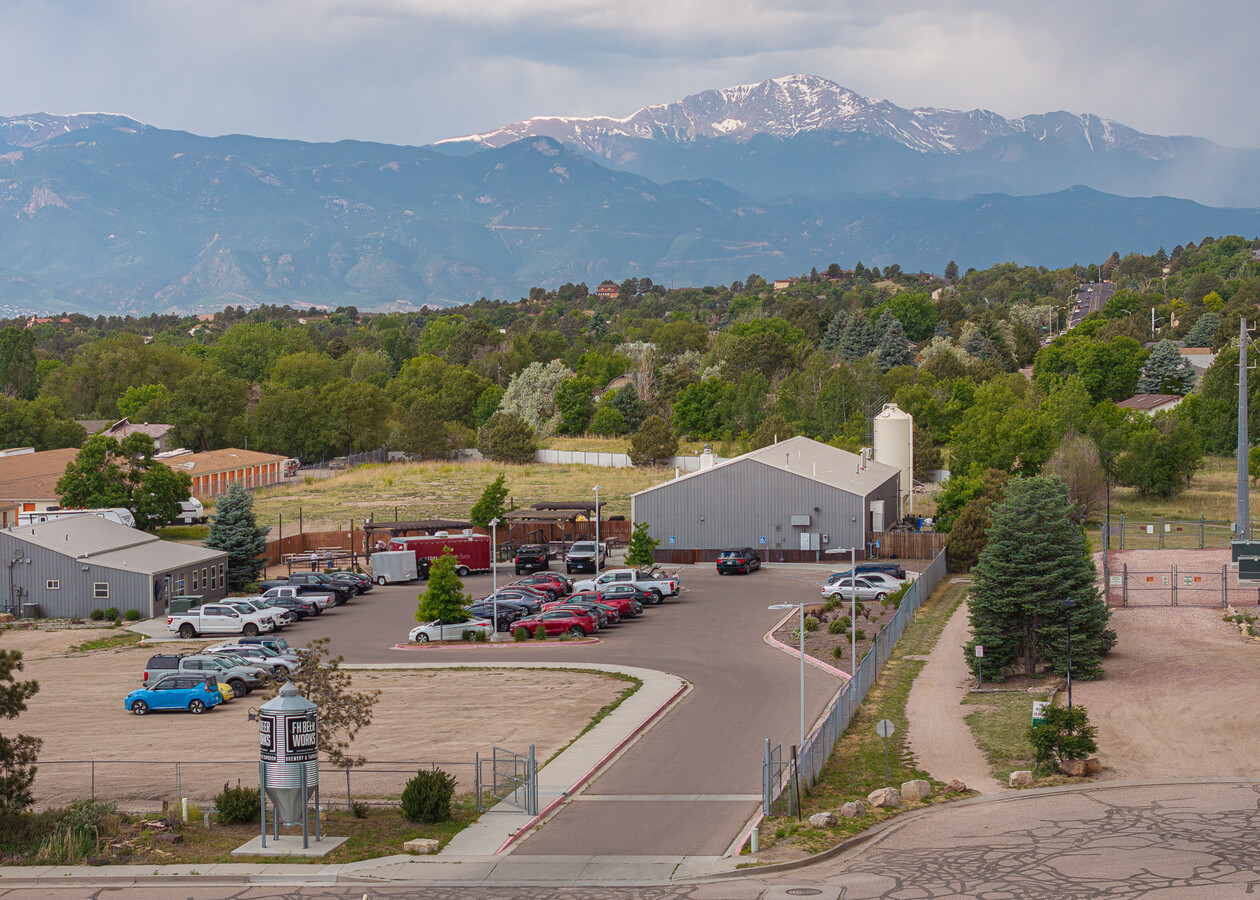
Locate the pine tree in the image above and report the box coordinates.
[820,310,848,352]
[875,316,915,371]
[839,315,875,361]
[469,474,509,527]
[416,553,472,624]
[624,522,660,569]
[1183,312,1220,347]
[0,649,40,813]
[1135,340,1196,395]
[872,309,898,346]
[966,476,1116,680]
[204,482,271,590]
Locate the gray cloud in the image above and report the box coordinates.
[0,0,1255,149]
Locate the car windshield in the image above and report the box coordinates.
[719,551,742,558]
[572,543,595,552]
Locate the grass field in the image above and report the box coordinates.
[963,689,1055,783]
[249,460,670,530]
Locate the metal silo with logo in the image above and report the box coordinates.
[258,681,322,848]
[873,402,914,519]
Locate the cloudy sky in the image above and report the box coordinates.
[2,1,1256,149]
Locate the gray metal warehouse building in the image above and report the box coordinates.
[632,436,901,563]
[2,515,229,619]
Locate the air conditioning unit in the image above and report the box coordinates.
[790,515,811,527]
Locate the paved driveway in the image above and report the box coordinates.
[288,563,841,856]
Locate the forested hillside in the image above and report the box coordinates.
[3,237,1258,544]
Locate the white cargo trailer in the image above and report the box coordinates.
[370,550,419,585]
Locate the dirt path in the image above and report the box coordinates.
[1073,607,1260,778]
[905,599,1003,793]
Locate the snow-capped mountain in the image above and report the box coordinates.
[0,113,144,149]
[441,74,1177,159]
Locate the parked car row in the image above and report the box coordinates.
[166,570,374,638]
[512,541,610,576]
[820,563,910,601]
[126,638,306,715]
[408,568,682,643]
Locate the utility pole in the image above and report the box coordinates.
[1239,318,1250,540]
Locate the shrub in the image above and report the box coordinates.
[828,620,845,635]
[888,583,911,608]
[1029,705,1098,773]
[853,629,867,641]
[351,801,370,819]
[473,630,488,643]
[103,607,120,621]
[803,615,820,632]
[215,782,262,825]
[823,598,839,613]
[400,769,458,823]
[124,609,141,621]
[831,646,844,660]
[58,799,117,832]
[460,629,476,641]
[534,624,546,641]
[514,627,530,641]
[243,582,261,594]
[89,609,105,621]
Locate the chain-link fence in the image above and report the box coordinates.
[1114,564,1256,608]
[1104,517,1243,550]
[763,551,949,815]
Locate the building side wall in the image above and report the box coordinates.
[633,460,871,556]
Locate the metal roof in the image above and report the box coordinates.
[6,516,224,574]
[633,435,900,499]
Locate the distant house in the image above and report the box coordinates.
[1118,394,1183,415]
[1178,347,1216,376]
[596,282,620,299]
[773,277,802,291]
[0,447,81,514]
[98,418,175,453]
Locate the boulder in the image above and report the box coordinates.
[900,779,932,801]
[840,801,866,818]
[403,838,441,855]
[1084,757,1102,776]
[1009,770,1034,787]
[867,787,901,808]
[945,779,968,794]
[1060,759,1088,777]
[808,811,837,828]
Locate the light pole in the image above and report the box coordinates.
[841,547,857,676]
[592,485,601,577]
[768,602,806,750]
[1062,597,1077,708]
[489,517,500,637]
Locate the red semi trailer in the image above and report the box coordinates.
[388,534,491,576]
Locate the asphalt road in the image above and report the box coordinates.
[1069,280,1115,328]
[278,563,841,857]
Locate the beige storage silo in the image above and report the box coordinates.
[873,402,914,518]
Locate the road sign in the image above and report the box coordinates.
[875,719,895,738]
[668,536,675,544]
[759,536,766,544]
[974,645,984,658]
[1032,701,1049,726]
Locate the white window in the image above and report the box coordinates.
[192,570,199,590]
[45,580,60,590]
[218,563,225,584]
[93,582,109,599]
[202,567,208,586]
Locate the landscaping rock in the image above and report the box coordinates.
[1009,770,1034,787]
[901,779,932,801]
[1084,757,1102,776]
[404,838,441,855]
[1060,759,1088,777]
[808,811,837,828]
[867,787,901,808]
[840,801,866,818]
[945,779,968,794]
[154,832,183,844]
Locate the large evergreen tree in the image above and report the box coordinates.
[0,650,40,813]
[469,474,509,527]
[875,316,915,371]
[1135,340,1197,395]
[204,482,271,590]
[839,315,875,361]
[966,476,1116,680]
[1183,312,1220,347]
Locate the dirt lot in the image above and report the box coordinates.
[1,625,625,810]
[1070,607,1258,779]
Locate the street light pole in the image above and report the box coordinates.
[592,485,601,577]
[489,517,500,636]
[1062,598,1077,708]
[769,602,806,750]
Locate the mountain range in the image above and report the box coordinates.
[1,74,1258,316]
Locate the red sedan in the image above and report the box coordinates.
[513,608,597,638]
[511,573,572,599]
[571,589,641,619]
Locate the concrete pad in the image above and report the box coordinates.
[230,834,347,857]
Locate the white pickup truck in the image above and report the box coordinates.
[571,567,682,599]
[167,602,277,639]
[261,585,336,610]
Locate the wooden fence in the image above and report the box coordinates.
[868,530,946,560]
[263,530,354,567]
[653,529,945,566]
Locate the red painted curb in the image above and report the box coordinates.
[494,678,691,854]
[390,638,601,651]
[764,609,851,681]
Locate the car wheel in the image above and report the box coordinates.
[515,567,522,575]
[188,699,206,714]
[875,592,888,601]
[544,589,557,601]
[178,623,196,639]
[569,626,586,637]
[131,699,149,715]
[457,566,470,577]
[243,623,259,636]
[229,679,247,696]
[376,575,387,585]
[415,633,430,643]
[649,589,663,604]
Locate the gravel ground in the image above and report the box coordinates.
[1096,548,1259,607]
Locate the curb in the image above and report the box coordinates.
[494,676,693,854]
[764,609,851,681]
[390,638,601,651]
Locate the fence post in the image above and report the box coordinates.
[1200,515,1205,549]
[475,751,481,813]
[1120,515,1126,549]
[1223,565,1228,607]
[175,761,181,804]
[1172,564,1177,606]
[346,765,352,812]
[1123,563,1128,607]
[91,760,95,799]
[1159,517,1165,549]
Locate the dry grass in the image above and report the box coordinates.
[1107,454,1239,522]
[249,459,669,530]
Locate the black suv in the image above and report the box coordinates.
[717,547,762,575]
[262,573,354,604]
[514,545,550,574]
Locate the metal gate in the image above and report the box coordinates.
[1118,564,1231,607]
[475,745,538,815]
[762,740,794,818]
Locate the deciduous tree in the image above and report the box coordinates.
[624,522,659,569]
[416,553,472,624]
[287,637,380,769]
[628,415,678,467]
[469,474,509,527]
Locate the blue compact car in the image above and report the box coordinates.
[125,675,223,715]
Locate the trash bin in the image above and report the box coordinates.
[168,597,193,615]
[20,602,39,619]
